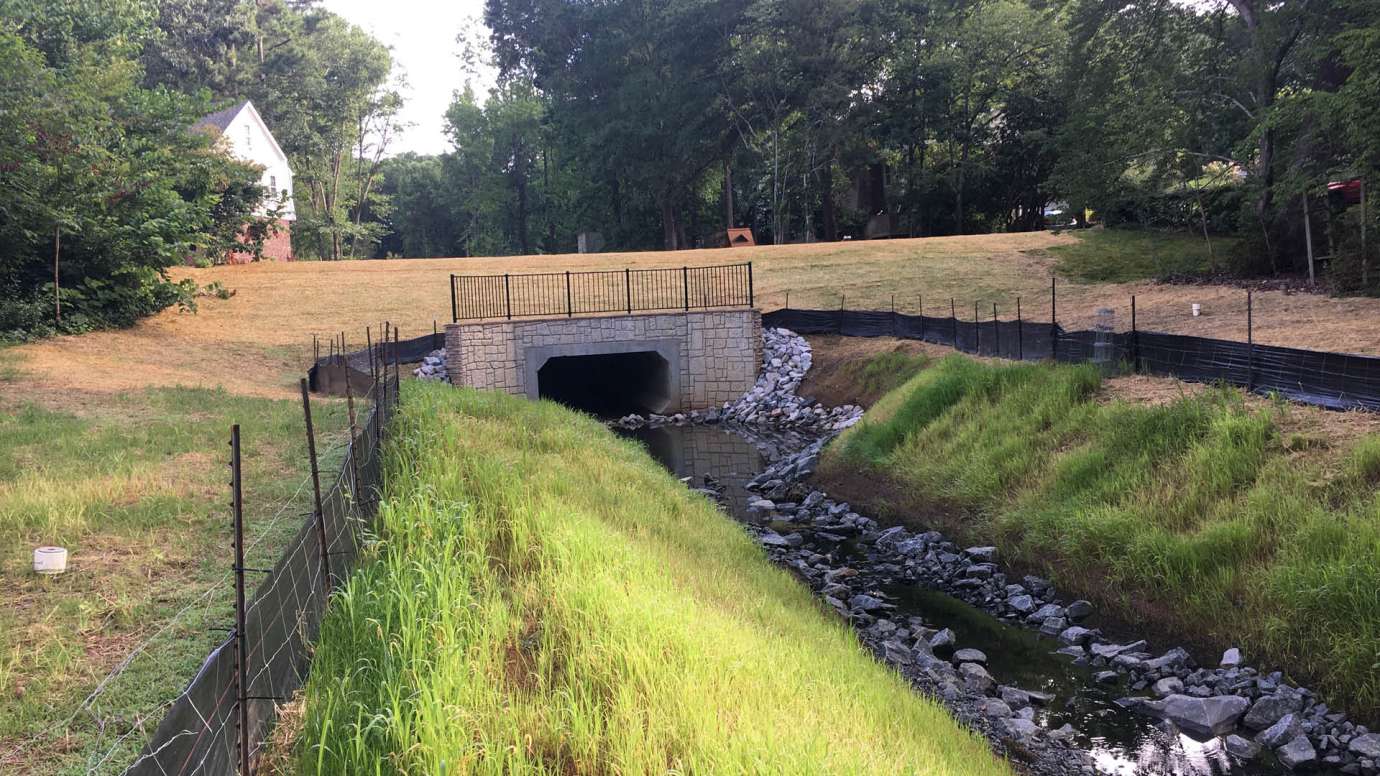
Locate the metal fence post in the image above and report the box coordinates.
[449,274,458,322]
[300,379,330,596]
[747,262,754,307]
[1017,297,1023,361]
[625,268,632,315]
[503,273,512,320]
[682,266,690,311]
[1247,291,1254,390]
[950,298,958,348]
[919,294,925,340]
[993,302,999,357]
[974,301,981,354]
[565,271,573,317]
[229,425,250,776]
[1131,295,1138,373]
[1050,277,1058,362]
[892,294,897,336]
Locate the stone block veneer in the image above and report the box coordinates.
[444,309,762,412]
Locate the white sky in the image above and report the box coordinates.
[321,0,496,156]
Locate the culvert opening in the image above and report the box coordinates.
[537,351,672,417]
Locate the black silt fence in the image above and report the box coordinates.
[123,366,398,775]
[764,307,1380,413]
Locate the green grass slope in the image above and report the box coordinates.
[821,356,1380,718]
[293,382,1011,775]
[1048,228,1228,283]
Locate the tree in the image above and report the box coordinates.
[0,0,267,338]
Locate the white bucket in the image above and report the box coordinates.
[33,546,68,575]
[1192,303,1201,317]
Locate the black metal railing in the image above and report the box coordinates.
[450,262,754,321]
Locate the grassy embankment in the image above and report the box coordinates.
[1046,227,1228,283]
[819,355,1380,718]
[0,354,347,773]
[291,382,1010,774]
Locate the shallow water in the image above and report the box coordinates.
[619,422,1286,776]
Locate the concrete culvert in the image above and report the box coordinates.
[537,350,672,417]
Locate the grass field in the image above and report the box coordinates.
[818,354,1380,719]
[12,230,1380,410]
[289,382,1010,774]
[0,377,350,772]
[5,228,1380,771]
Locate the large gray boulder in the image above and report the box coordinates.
[1141,694,1250,738]
[1256,713,1302,749]
[1243,692,1303,731]
[1349,733,1380,759]
[959,662,995,693]
[1275,735,1316,770]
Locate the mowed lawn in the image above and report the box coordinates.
[13,230,1380,407]
[291,382,1011,775]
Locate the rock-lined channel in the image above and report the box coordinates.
[605,329,1372,776]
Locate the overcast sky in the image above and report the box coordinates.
[321,0,495,156]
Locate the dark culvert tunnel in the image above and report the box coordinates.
[537,351,672,417]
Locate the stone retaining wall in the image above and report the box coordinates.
[444,309,762,412]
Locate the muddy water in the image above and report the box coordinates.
[618,423,1284,776]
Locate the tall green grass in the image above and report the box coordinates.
[294,382,1010,775]
[825,356,1380,718]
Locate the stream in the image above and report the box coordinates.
[617,422,1291,776]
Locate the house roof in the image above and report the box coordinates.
[194,100,290,169]
[194,100,251,133]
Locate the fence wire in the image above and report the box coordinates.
[0,359,401,776]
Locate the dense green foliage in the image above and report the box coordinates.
[0,0,272,339]
[824,356,1380,717]
[296,382,1010,774]
[0,0,402,339]
[358,0,1380,282]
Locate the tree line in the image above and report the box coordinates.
[3,0,1379,339]
[1,0,400,338]
[372,0,1378,287]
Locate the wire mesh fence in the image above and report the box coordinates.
[0,332,405,776]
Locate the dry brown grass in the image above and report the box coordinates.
[10,231,1380,407]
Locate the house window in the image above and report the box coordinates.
[270,175,277,195]
[244,124,252,150]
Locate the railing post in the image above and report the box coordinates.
[503,273,512,320]
[683,266,690,311]
[565,271,573,317]
[892,294,897,336]
[747,262,754,307]
[450,274,458,322]
[919,294,924,341]
[300,378,330,595]
[229,425,250,776]
[625,268,632,315]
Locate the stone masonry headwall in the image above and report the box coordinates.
[444,309,761,412]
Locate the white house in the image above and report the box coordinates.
[194,100,295,262]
